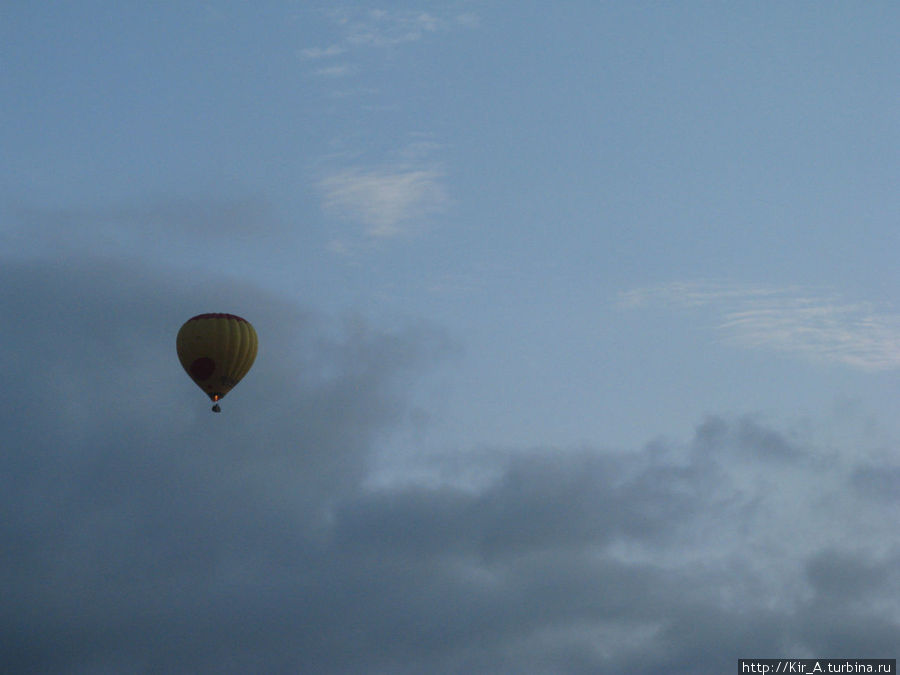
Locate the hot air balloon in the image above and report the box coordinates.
[176,313,258,412]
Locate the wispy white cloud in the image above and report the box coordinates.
[300,8,478,75]
[314,64,355,78]
[619,280,803,309]
[318,162,447,239]
[298,44,345,60]
[342,9,442,48]
[621,281,900,371]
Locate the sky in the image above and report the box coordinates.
[1,2,899,672]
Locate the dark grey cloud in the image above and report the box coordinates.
[0,255,451,673]
[1,196,286,273]
[7,197,268,237]
[2,254,898,673]
[850,464,900,502]
[795,548,900,656]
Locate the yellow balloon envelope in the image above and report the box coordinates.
[176,313,258,412]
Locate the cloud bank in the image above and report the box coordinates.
[3,259,899,673]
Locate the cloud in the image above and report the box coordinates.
[4,256,899,672]
[324,9,447,51]
[314,64,355,78]
[354,414,900,670]
[299,8,478,75]
[2,196,270,263]
[621,281,900,370]
[0,256,454,673]
[343,9,441,48]
[298,44,345,60]
[619,280,798,309]
[318,163,447,238]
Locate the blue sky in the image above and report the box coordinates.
[2,2,899,672]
